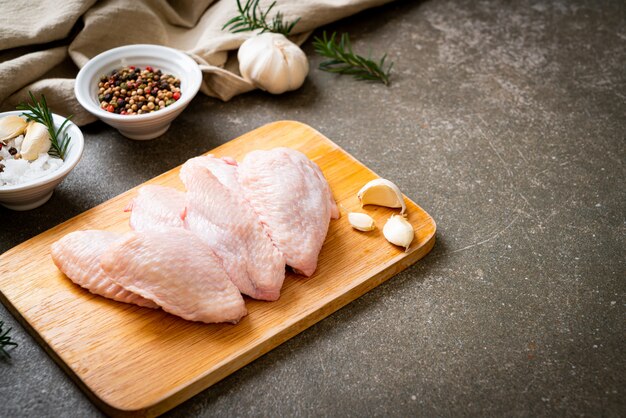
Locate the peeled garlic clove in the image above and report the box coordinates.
[348,212,375,231]
[357,179,406,214]
[383,215,414,251]
[0,115,28,142]
[20,122,51,161]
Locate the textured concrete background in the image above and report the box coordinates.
[1,0,624,416]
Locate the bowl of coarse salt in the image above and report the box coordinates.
[0,110,84,211]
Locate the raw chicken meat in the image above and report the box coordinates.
[126,185,186,231]
[180,158,286,301]
[100,228,247,324]
[238,147,338,276]
[51,230,158,308]
[51,146,339,323]
[183,155,242,193]
[308,158,340,220]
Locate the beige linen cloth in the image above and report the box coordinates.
[0,0,392,125]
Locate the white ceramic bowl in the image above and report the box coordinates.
[0,111,84,211]
[75,44,202,140]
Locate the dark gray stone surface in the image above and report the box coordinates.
[1,0,624,416]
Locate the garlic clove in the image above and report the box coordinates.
[348,212,375,231]
[383,215,414,251]
[357,179,406,214]
[0,115,28,143]
[238,33,309,95]
[20,122,51,161]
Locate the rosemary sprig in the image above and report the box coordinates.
[0,320,18,359]
[223,0,300,35]
[313,31,393,86]
[16,92,72,160]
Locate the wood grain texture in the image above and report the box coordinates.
[0,121,436,417]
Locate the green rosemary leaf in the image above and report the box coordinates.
[229,20,249,31]
[0,320,18,359]
[251,0,259,23]
[223,0,300,35]
[313,31,393,86]
[262,1,274,19]
[16,92,73,160]
[286,17,300,34]
[224,15,242,28]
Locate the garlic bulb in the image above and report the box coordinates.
[357,179,406,214]
[238,33,309,94]
[348,212,375,231]
[0,115,28,143]
[21,122,51,161]
[383,215,414,251]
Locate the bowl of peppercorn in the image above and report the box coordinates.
[75,44,203,140]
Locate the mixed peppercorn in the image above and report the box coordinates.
[97,66,181,115]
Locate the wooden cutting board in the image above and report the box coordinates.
[0,121,436,417]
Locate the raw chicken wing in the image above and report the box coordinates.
[126,185,186,231]
[239,147,338,276]
[51,230,158,308]
[100,228,247,324]
[180,159,286,301]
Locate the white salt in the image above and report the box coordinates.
[0,135,64,187]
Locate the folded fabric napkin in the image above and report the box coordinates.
[0,0,392,125]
